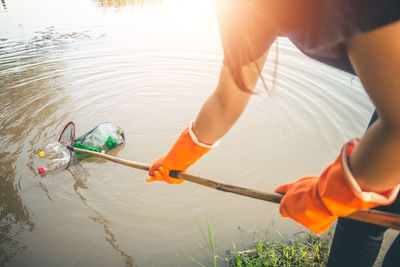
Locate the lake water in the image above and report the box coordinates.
[0,0,390,266]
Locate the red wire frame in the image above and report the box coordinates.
[58,121,76,169]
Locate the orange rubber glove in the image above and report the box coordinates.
[275,139,400,234]
[147,121,218,184]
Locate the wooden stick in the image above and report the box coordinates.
[68,146,400,231]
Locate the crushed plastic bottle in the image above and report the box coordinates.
[71,122,125,163]
[38,156,70,174]
[38,142,69,159]
[38,142,71,174]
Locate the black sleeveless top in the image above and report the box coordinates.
[219,0,400,75]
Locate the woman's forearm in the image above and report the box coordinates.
[192,67,251,144]
[193,55,268,145]
[347,21,400,192]
[350,119,400,192]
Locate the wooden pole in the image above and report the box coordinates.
[68,146,400,231]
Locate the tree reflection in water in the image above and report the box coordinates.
[92,0,165,9]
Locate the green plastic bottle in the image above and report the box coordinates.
[72,122,125,163]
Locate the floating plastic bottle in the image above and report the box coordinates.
[71,122,125,164]
[38,143,71,174]
[38,156,70,174]
[38,142,69,159]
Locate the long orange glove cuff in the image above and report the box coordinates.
[275,139,400,234]
[147,121,218,184]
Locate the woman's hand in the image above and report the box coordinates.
[146,121,216,184]
[275,139,400,234]
[147,154,184,184]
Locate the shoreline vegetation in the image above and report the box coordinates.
[226,231,332,267]
[189,217,391,267]
[189,217,333,267]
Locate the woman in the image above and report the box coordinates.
[147,0,400,266]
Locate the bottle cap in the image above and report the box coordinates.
[38,167,46,174]
[39,151,45,158]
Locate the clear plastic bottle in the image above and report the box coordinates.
[71,122,125,164]
[38,156,70,174]
[73,122,125,151]
[38,142,71,174]
[38,142,69,159]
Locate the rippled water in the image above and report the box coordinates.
[0,0,380,266]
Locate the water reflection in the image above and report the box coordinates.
[92,0,165,9]
[71,157,134,267]
[30,26,92,49]
[0,31,75,265]
[0,171,32,265]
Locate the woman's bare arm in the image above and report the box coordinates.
[192,53,268,145]
[347,21,400,192]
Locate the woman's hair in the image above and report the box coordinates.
[217,0,277,93]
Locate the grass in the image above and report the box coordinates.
[187,216,224,267]
[189,216,333,267]
[228,231,332,267]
